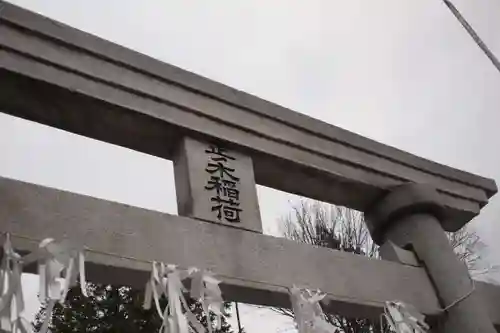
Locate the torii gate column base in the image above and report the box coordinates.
[367,184,496,333]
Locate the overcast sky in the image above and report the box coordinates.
[1,0,500,332]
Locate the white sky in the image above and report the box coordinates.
[1,0,500,332]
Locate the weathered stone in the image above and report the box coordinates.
[0,1,496,231]
[368,184,496,333]
[174,137,262,233]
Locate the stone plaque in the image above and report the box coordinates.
[174,137,262,233]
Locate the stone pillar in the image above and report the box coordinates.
[173,136,262,233]
[366,184,495,333]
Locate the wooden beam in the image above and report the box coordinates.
[0,2,496,232]
[0,176,441,320]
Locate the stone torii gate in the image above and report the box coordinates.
[0,2,499,332]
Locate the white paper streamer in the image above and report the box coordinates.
[189,268,224,333]
[143,262,205,333]
[0,235,32,333]
[35,238,87,333]
[382,301,429,333]
[290,286,335,333]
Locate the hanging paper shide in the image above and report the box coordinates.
[0,234,87,333]
[0,235,31,333]
[382,301,429,333]
[143,262,225,333]
[289,286,336,333]
[0,234,431,333]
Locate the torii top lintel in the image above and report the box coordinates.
[0,1,496,231]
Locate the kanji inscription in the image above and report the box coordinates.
[174,137,262,233]
[204,145,242,223]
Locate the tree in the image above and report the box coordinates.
[273,199,492,333]
[34,282,234,333]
